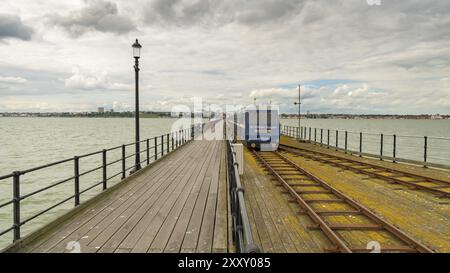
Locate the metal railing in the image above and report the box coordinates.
[222,117,259,253]
[226,140,259,253]
[281,125,450,170]
[0,124,206,244]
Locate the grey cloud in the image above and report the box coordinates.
[47,0,136,37]
[143,0,305,27]
[0,14,34,41]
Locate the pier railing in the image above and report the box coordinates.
[226,140,259,253]
[0,123,206,245]
[282,125,450,170]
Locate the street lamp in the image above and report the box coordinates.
[132,39,142,172]
[294,84,301,140]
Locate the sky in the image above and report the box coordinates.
[0,0,449,114]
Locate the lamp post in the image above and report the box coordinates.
[294,84,301,140]
[132,39,142,172]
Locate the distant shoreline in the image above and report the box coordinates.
[1,116,448,120]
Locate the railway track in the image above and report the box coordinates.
[252,150,434,253]
[279,144,450,198]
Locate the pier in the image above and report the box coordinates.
[1,121,449,253]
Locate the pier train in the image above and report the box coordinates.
[228,106,280,151]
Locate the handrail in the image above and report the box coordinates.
[281,125,450,170]
[0,122,208,244]
[225,118,260,253]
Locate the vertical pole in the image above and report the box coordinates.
[298,84,301,138]
[335,130,338,150]
[121,145,126,179]
[102,150,107,190]
[12,171,21,241]
[393,134,397,163]
[167,134,170,153]
[345,131,348,153]
[155,137,158,160]
[309,127,312,142]
[380,134,384,160]
[134,57,141,171]
[359,132,363,157]
[327,129,330,149]
[314,128,317,143]
[74,156,80,206]
[320,129,323,145]
[172,133,174,151]
[161,135,164,156]
[146,139,150,165]
[424,136,428,167]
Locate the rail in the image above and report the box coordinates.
[281,125,450,170]
[226,140,259,253]
[0,123,207,244]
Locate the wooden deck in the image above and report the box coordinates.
[8,139,229,253]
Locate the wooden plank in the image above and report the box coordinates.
[196,142,222,252]
[25,145,195,253]
[212,141,229,253]
[51,141,201,252]
[163,142,219,253]
[116,143,207,252]
[86,142,205,251]
[242,170,274,252]
[147,141,219,252]
[180,142,220,251]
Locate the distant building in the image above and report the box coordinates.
[98,107,105,113]
[431,114,443,120]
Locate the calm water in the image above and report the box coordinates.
[281,118,450,166]
[0,117,449,249]
[0,117,193,248]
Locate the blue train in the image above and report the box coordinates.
[229,106,280,151]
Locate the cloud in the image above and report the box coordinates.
[64,67,131,91]
[0,14,34,41]
[47,0,136,37]
[1,0,450,114]
[143,0,305,27]
[0,76,28,84]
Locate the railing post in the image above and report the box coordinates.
[167,134,169,153]
[172,133,174,151]
[74,156,80,206]
[146,139,150,165]
[345,131,348,153]
[102,150,107,190]
[327,129,330,149]
[320,129,323,145]
[424,136,428,167]
[359,132,363,157]
[314,128,317,143]
[393,134,397,163]
[121,145,126,179]
[161,135,164,156]
[335,130,338,150]
[12,171,21,241]
[380,134,384,160]
[155,137,158,160]
[309,127,312,142]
